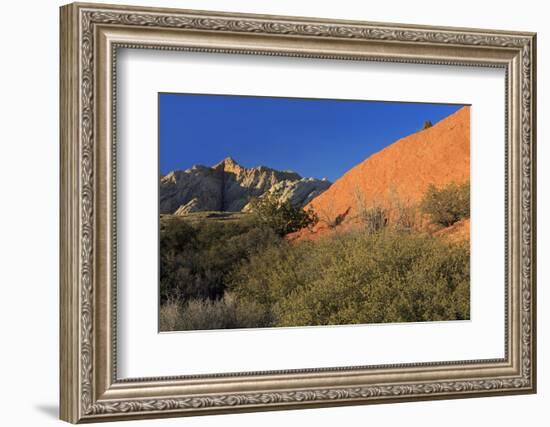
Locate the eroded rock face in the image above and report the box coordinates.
[159,157,331,214]
[242,177,331,212]
[173,198,201,215]
[159,165,223,214]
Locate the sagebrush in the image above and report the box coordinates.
[247,192,318,236]
[421,181,470,227]
[229,228,470,326]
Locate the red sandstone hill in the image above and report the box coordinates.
[290,106,471,241]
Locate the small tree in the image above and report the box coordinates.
[422,120,433,130]
[247,193,318,236]
[420,181,470,227]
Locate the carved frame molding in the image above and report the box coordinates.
[60,2,536,423]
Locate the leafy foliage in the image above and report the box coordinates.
[229,229,470,326]
[421,181,470,227]
[159,215,278,304]
[247,193,318,236]
[160,183,470,331]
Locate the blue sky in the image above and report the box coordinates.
[159,93,465,182]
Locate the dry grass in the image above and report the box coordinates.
[159,300,180,331]
[159,293,273,331]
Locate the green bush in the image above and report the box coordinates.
[420,181,470,227]
[247,193,318,236]
[160,216,279,304]
[229,228,470,326]
[160,185,471,331]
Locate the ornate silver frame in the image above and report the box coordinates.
[60,2,537,423]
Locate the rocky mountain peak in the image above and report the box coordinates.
[214,156,240,170]
[160,157,332,215]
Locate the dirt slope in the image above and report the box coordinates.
[291,106,470,240]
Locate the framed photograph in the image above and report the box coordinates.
[60,2,537,423]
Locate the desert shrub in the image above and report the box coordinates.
[247,193,318,236]
[160,216,279,304]
[420,181,470,227]
[358,205,388,234]
[393,204,417,230]
[386,191,419,230]
[354,187,416,232]
[229,228,470,326]
[228,240,312,309]
[172,293,273,331]
[159,299,180,331]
